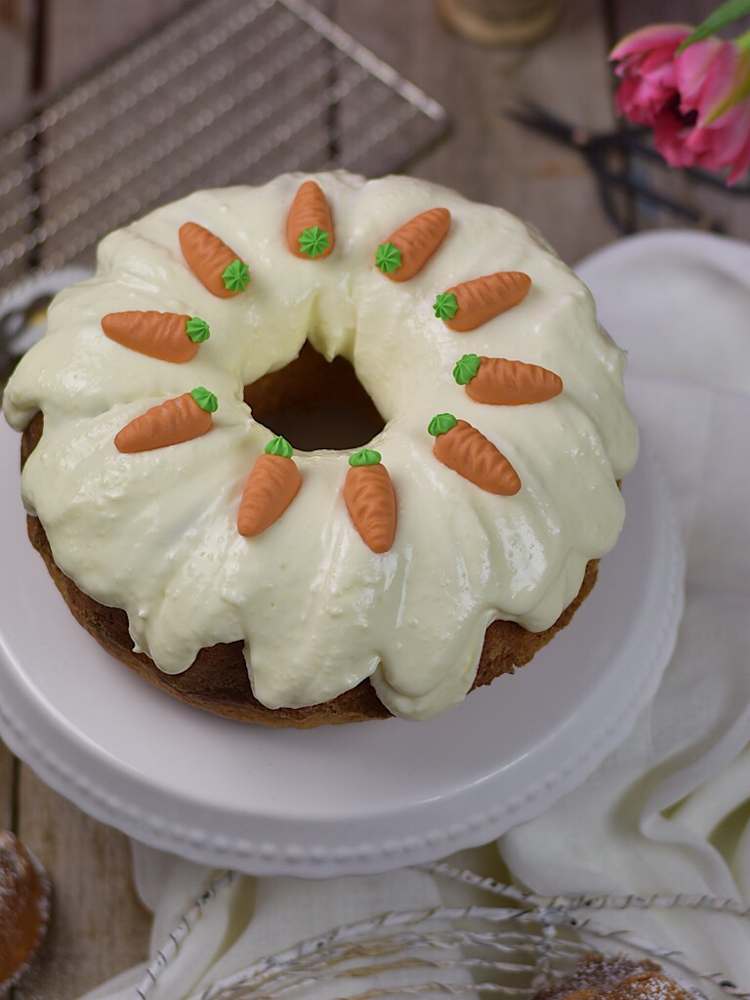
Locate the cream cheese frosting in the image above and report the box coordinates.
[2,171,639,720]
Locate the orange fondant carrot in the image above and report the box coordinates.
[179,222,249,298]
[453,354,562,405]
[114,387,217,453]
[428,413,520,495]
[375,207,451,282]
[286,180,334,260]
[433,271,531,332]
[101,311,211,363]
[237,437,302,537]
[343,449,397,554]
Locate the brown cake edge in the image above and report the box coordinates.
[21,413,599,728]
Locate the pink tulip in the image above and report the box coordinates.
[611,24,750,184]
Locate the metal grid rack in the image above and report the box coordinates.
[135,862,750,999]
[0,0,447,300]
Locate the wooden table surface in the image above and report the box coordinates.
[0,0,743,995]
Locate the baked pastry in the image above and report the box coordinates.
[0,831,50,991]
[536,954,701,1000]
[3,172,638,726]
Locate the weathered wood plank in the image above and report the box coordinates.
[333,0,621,264]
[14,769,150,1000]
[11,4,190,996]
[0,739,13,830]
[612,0,716,36]
[0,0,34,127]
[42,0,188,90]
[0,0,30,829]
[37,0,191,272]
[0,0,39,286]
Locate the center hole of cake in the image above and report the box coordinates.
[243,341,386,451]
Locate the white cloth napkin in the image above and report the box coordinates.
[80,231,750,999]
[502,232,750,984]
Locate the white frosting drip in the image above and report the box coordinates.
[3,172,638,720]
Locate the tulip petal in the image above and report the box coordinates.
[639,47,678,84]
[697,99,750,173]
[675,37,723,105]
[685,125,716,155]
[652,112,696,167]
[696,41,738,125]
[610,24,692,61]
[611,18,750,184]
[716,101,750,160]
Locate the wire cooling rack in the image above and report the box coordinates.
[0,0,447,301]
[133,862,750,1000]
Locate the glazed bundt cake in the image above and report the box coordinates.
[3,172,638,725]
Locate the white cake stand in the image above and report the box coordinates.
[0,419,683,877]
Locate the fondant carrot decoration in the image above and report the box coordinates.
[286,180,334,260]
[343,449,397,554]
[237,436,302,537]
[179,222,249,298]
[453,354,562,405]
[428,413,521,495]
[101,311,210,363]
[375,207,450,282]
[433,271,531,332]
[115,387,217,453]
